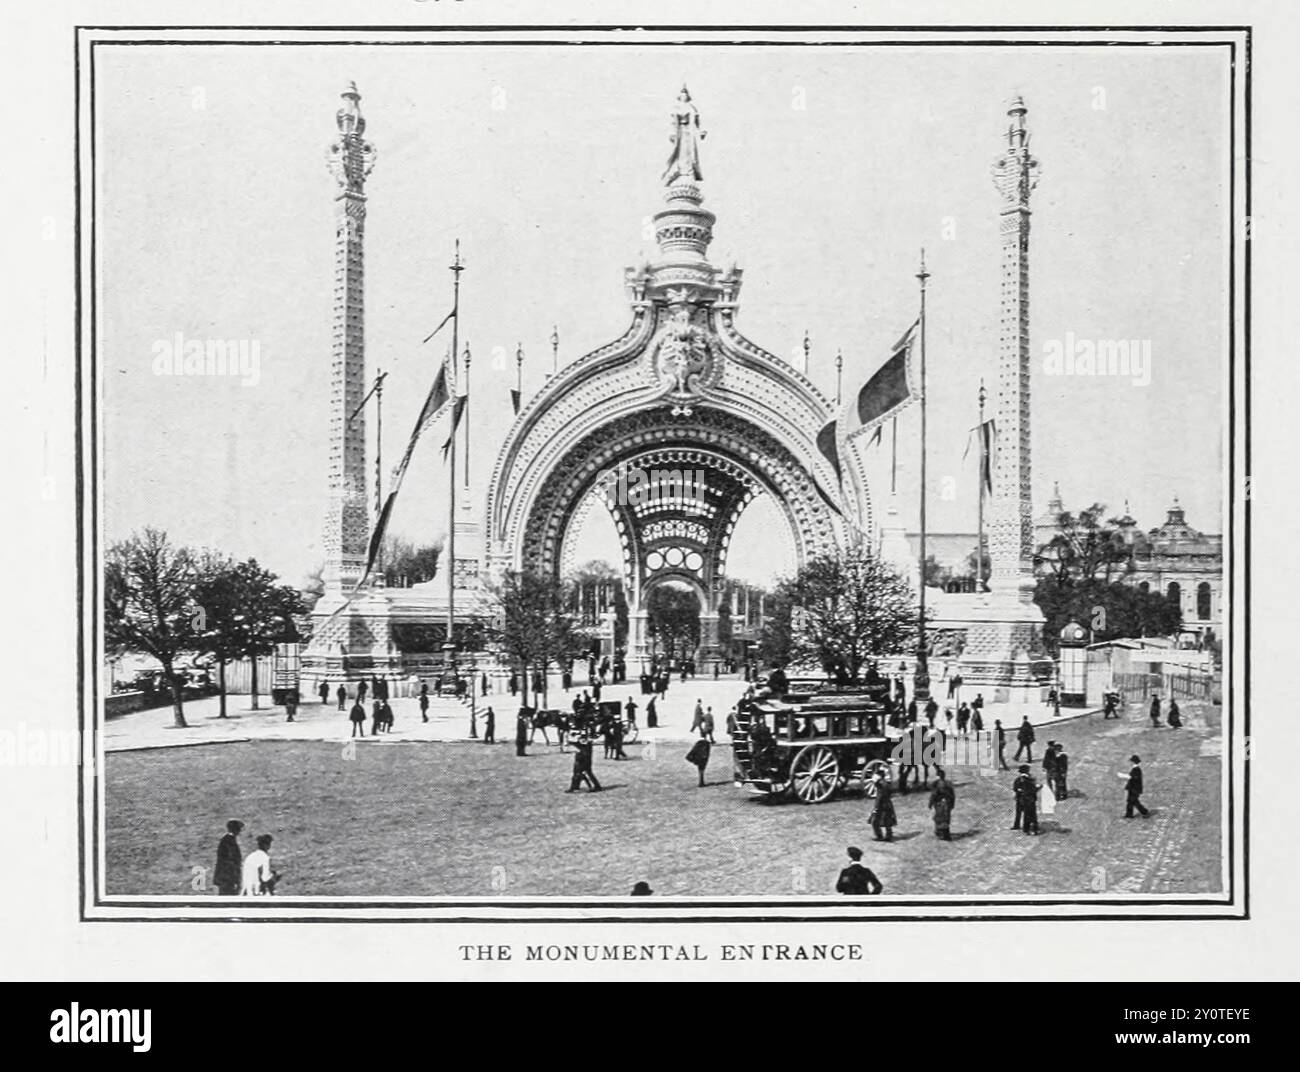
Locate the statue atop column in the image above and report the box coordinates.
[663,85,705,186]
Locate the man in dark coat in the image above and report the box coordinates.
[419,682,430,723]
[214,819,244,895]
[336,684,347,711]
[515,709,530,757]
[929,769,956,840]
[357,679,368,705]
[870,769,897,841]
[646,696,658,729]
[1054,744,1069,800]
[994,719,1008,769]
[835,846,883,895]
[1012,765,1040,834]
[1014,716,1036,762]
[1167,699,1182,728]
[318,681,330,706]
[349,701,366,737]
[482,706,496,744]
[1149,694,1162,728]
[1123,754,1150,817]
[624,697,638,729]
[379,699,394,733]
[567,735,602,792]
[1042,742,1059,794]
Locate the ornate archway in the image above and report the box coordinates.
[484,89,874,663]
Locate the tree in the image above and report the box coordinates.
[300,563,325,613]
[229,560,304,709]
[1037,503,1132,584]
[755,588,794,670]
[493,570,580,708]
[381,537,443,587]
[777,545,920,681]
[646,585,701,662]
[105,529,200,728]
[1034,575,1182,655]
[922,554,953,589]
[190,552,243,718]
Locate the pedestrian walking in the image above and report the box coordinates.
[318,681,330,706]
[701,706,716,743]
[481,672,489,695]
[835,846,883,895]
[869,768,896,841]
[972,704,984,733]
[624,697,637,729]
[509,672,518,697]
[646,696,658,729]
[929,769,956,840]
[284,688,299,723]
[566,735,602,792]
[370,700,382,736]
[419,683,429,723]
[1167,699,1182,728]
[1122,754,1150,817]
[213,819,244,896]
[1012,765,1040,834]
[1054,744,1069,800]
[482,706,496,743]
[1014,716,1036,762]
[336,684,347,711]
[357,679,368,705]
[725,707,738,738]
[1043,741,1059,796]
[685,737,711,787]
[994,719,1008,769]
[240,834,279,896]
[691,699,705,735]
[1149,694,1162,728]
[925,698,939,728]
[379,699,394,733]
[349,701,366,738]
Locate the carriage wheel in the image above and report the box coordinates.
[862,759,891,798]
[623,721,639,744]
[790,745,840,804]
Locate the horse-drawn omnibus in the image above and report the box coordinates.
[731,679,902,804]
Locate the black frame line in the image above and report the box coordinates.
[75,23,1251,924]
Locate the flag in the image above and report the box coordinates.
[420,308,456,345]
[845,318,920,442]
[356,350,455,588]
[963,418,998,496]
[816,419,841,484]
[440,395,467,460]
[816,319,919,473]
[510,388,521,415]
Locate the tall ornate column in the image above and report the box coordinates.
[321,82,376,595]
[957,97,1052,699]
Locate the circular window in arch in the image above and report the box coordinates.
[664,547,685,568]
[685,551,703,572]
[646,551,664,571]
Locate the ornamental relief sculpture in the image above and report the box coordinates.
[647,296,721,415]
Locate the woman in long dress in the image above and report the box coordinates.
[928,769,956,840]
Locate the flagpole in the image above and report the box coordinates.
[516,342,523,408]
[977,377,986,592]
[375,368,384,582]
[462,340,471,492]
[915,250,931,703]
[446,240,464,685]
[835,349,843,406]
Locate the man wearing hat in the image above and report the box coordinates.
[630,881,654,896]
[566,734,602,792]
[836,846,883,895]
[213,819,244,895]
[1012,765,1040,834]
[1122,755,1150,817]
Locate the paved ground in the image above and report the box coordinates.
[105,696,1221,898]
[104,676,1093,751]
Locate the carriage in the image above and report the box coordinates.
[532,700,639,745]
[731,680,902,804]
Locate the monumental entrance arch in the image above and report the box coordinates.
[485,89,874,666]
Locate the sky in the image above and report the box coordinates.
[97,42,1229,589]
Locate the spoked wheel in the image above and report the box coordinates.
[790,745,841,804]
[862,759,891,797]
[623,721,640,744]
